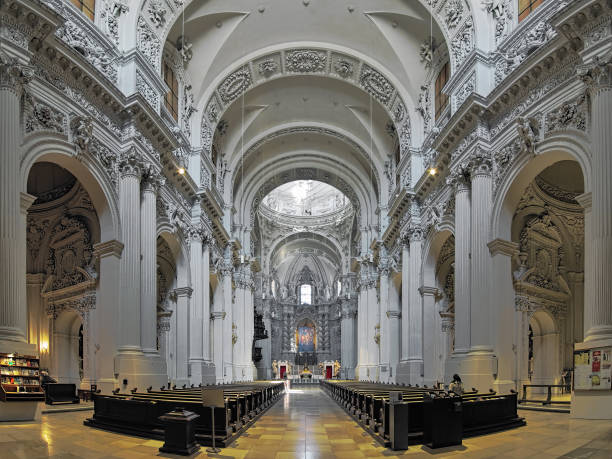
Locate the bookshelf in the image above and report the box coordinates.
[0,353,45,402]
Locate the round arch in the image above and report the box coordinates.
[20,136,121,243]
[157,229,191,290]
[236,154,376,231]
[422,228,454,288]
[228,122,384,200]
[490,134,592,243]
[268,231,344,273]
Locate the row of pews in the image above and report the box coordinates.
[84,381,284,447]
[321,380,526,450]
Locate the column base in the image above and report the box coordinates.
[93,378,117,395]
[114,351,168,391]
[396,360,423,385]
[0,327,27,343]
[572,391,612,419]
[230,364,254,382]
[189,360,216,386]
[0,339,37,355]
[492,379,516,394]
[355,364,380,381]
[0,401,42,422]
[340,367,355,380]
[445,351,497,392]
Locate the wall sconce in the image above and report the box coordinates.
[40,342,49,355]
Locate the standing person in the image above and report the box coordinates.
[449,374,464,395]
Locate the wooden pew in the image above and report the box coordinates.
[85,381,284,447]
[320,380,525,450]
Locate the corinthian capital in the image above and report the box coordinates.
[446,164,470,192]
[468,147,493,178]
[118,148,142,178]
[141,164,165,193]
[578,53,612,93]
[0,51,33,95]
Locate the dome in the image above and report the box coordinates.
[261,180,351,217]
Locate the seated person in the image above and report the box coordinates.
[449,374,464,395]
[40,370,57,389]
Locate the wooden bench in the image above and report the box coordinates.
[84,382,284,447]
[320,380,525,450]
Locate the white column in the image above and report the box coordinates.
[340,300,357,379]
[233,266,249,381]
[26,273,46,355]
[117,155,143,353]
[92,241,123,393]
[173,287,192,386]
[0,55,33,350]
[573,58,612,419]
[379,264,390,382]
[221,256,233,382]
[407,227,424,384]
[469,154,494,353]
[188,228,204,383]
[200,240,215,383]
[211,276,225,383]
[576,192,592,339]
[449,172,471,354]
[420,286,438,386]
[140,173,161,355]
[386,280,401,383]
[244,276,255,381]
[400,243,410,361]
[356,267,368,379]
[488,239,519,393]
[582,68,612,342]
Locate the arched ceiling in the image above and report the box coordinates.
[269,232,343,287]
[155,0,463,264]
[166,0,446,107]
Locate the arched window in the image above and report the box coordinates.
[300,284,312,305]
[163,61,179,121]
[519,0,543,22]
[70,0,95,21]
[435,62,450,120]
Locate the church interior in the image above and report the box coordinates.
[1,0,612,457]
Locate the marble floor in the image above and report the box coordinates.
[0,386,611,458]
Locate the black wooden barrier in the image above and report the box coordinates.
[84,382,284,447]
[45,383,80,405]
[321,380,525,450]
[519,384,571,406]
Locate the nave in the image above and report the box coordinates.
[0,387,611,458]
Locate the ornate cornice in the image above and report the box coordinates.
[173,286,193,298]
[488,238,519,257]
[576,191,593,210]
[419,286,440,298]
[93,240,124,259]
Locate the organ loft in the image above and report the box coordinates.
[0,0,611,457]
